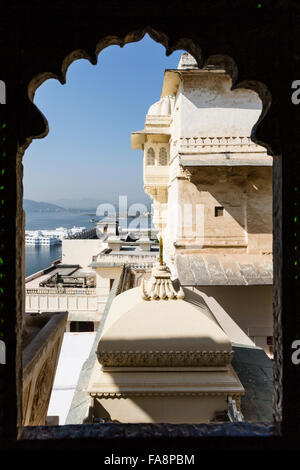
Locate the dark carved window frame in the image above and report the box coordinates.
[0,1,299,451]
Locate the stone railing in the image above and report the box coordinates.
[26,287,95,295]
[68,227,96,239]
[22,311,67,425]
[93,253,158,268]
[26,290,99,313]
[172,136,265,154]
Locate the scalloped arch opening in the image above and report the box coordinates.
[19,26,279,427]
[24,28,272,160]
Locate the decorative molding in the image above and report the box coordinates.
[90,391,243,402]
[145,115,171,127]
[92,253,157,269]
[97,349,234,367]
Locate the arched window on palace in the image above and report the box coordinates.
[146,147,155,165]
[159,147,168,166]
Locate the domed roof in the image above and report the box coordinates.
[97,264,232,368]
[147,95,174,117]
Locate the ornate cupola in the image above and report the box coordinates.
[131,96,173,237]
[88,242,244,423]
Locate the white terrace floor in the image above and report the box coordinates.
[47,332,96,425]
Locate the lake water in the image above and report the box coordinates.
[25,245,63,277]
[25,211,153,277]
[25,211,96,277]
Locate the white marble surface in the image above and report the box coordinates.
[47,332,96,425]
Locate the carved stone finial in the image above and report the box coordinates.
[141,262,185,301]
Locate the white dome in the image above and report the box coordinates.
[97,284,232,367]
[147,95,174,117]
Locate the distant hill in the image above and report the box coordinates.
[53,196,152,211]
[53,198,114,210]
[23,196,153,213]
[23,199,67,213]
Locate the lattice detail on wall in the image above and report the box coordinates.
[159,147,168,165]
[146,147,155,165]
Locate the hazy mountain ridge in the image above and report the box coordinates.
[24,197,152,212]
[53,197,152,211]
[24,199,67,213]
[53,198,115,210]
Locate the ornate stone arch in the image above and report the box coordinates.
[2,2,296,441]
[16,27,281,430]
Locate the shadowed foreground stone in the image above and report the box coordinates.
[21,421,275,440]
[232,345,273,422]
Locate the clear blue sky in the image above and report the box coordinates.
[23,35,185,207]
